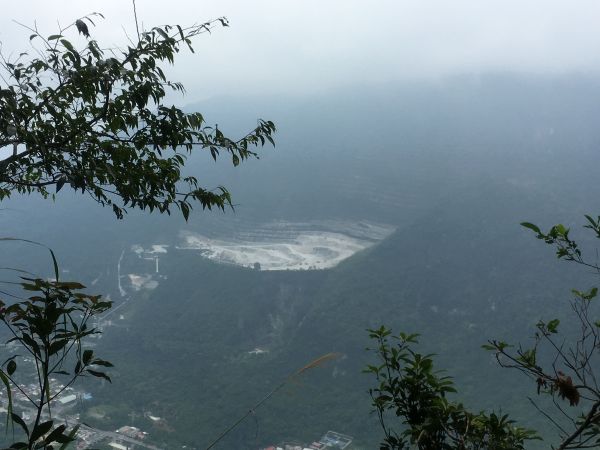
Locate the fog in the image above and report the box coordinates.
[2,1,600,100]
[5,2,600,449]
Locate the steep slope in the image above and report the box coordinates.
[90,177,596,448]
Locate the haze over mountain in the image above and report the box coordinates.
[2,1,600,448]
[3,1,600,98]
[2,73,600,448]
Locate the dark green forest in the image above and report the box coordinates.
[3,75,600,448]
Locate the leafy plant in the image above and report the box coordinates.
[0,13,275,219]
[0,243,111,449]
[0,8,275,448]
[366,326,537,449]
[370,215,600,449]
[481,219,600,449]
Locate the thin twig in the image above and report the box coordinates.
[527,397,568,436]
[132,0,141,42]
[204,353,339,449]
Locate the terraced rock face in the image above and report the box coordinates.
[178,220,395,270]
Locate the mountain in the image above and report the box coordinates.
[2,74,600,448]
[88,177,590,448]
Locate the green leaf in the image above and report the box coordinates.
[0,238,60,281]
[547,319,560,333]
[11,412,29,437]
[44,424,66,445]
[584,215,597,227]
[520,222,541,234]
[82,349,93,365]
[58,424,79,448]
[30,420,53,443]
[60,39,75,52]
[55,281,85,290]
[56,178,66,193]
[49,339,68,356]
[0,371,13,429]
[91,359,113,367]
[21,333,41,357]
[87,369,111,382]
[496,341,511,351]
[181,202,190,221]
[7,360,16,376]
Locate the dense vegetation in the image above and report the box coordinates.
[3,11,600,449]
[2,77,594,448]
[0,14,274,449]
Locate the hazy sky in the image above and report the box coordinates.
[2,1,600,101]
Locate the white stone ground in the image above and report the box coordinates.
[127,274,159,290]
[179,221,395,271]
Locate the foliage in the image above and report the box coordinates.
[0,243,111,449]
[0,14,275,219]
[86,179,567,448]
[0,10,275,449]
[51,81,600,447]
[481,219,600,449]
[366,326,538,450]
[368,216,600,450]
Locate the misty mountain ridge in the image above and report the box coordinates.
[1,74,600,448]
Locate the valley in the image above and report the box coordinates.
[2,77,600,449]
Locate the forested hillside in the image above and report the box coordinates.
[2,76,600,448]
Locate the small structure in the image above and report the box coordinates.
[269,430,352,450]
[117,425,147,440]
[318,431,353,449]
[248,347,269,355]
[58,394,77,405]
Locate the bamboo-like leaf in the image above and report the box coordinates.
[11,412,29,437]
[0,370,13,430]
[0,238,59,281]
[58,424,79,448]
[30,420,53,444]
